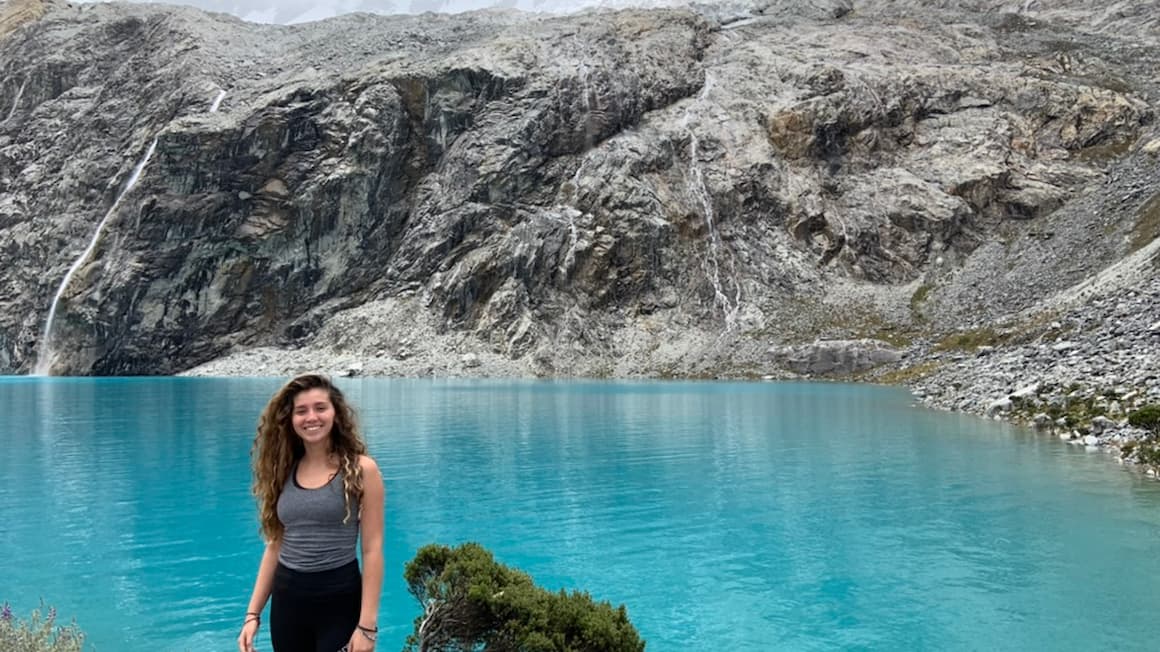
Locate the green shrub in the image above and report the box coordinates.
[0,601,85,652]
[1127,404,1160,433]
[1136,442,1160,467]
[909,284,931,322]
[404,542,645,652]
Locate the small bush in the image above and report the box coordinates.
[1136,442,1160,467]
[909,284,931,322]
[404,542,645,652]
[1127,404,1160,433]
[0,601,85,652]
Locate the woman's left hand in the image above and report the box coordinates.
[348,626,376,652]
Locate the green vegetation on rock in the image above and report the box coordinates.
[933,327,1005,352]
[0,602,84,652]
[404,542,645,652]
[1127,404,1160,433]
[909,283,931,322]
[1130,194,1160,255]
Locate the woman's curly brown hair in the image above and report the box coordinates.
[251,374,366,541]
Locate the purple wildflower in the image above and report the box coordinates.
[1,602,11,622]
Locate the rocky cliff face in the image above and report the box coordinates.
[1,0,1158,378]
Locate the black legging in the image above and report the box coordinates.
[270,559,362,652]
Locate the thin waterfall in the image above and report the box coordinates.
[33,138,158,376]
[578,60,596,146]
[209,89,226,113]
[4,77,27,123]
[561,207,580,276]
[437,112,448,154]
[559,51,596,279]
[680,73,742,330]
[559,156,591,277]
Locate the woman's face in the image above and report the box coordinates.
[291,388,335,445]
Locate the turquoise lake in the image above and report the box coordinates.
[2,377,1160,651]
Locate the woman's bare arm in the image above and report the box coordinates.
[238,538,281,652]
[356,456,385,639]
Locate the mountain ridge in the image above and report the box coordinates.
[1,0,1157,401]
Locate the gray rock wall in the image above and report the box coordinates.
[2,0,1158,377]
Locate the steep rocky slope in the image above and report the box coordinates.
[1,0,1157,392]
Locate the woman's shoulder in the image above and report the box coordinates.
[357,454,380,475]
[357,454,384,494]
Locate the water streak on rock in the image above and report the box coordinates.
[35,137,158,376]
[681,73,741,330]
[4,76,26,122]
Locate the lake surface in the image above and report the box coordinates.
[2,377,1159,651]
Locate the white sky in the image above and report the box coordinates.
[73,0,674,24]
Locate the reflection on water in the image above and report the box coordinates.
[2,378,1159,651]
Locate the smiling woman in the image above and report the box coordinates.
[240,374,386,652]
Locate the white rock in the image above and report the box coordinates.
[986,397,1012,416]
[336,361,363,377]
[1090,416,1117,434]
[1010,382,1039,399]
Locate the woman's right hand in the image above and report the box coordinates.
[237,618,260,652]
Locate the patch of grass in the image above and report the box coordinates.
[909,283,931,322]
[868,326,917,349]
[1036,320,1074,343]
[997,223,1019,248]
[874,360,943,385]
[765,297,923,348]
[1130,193,1160,255]
[1072,135,1135,163]
[933,327,1005,352]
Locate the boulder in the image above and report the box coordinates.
[768,339,901,376]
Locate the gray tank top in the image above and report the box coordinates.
[276,463,360,572]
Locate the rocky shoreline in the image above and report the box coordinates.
[891,273,1160,476]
